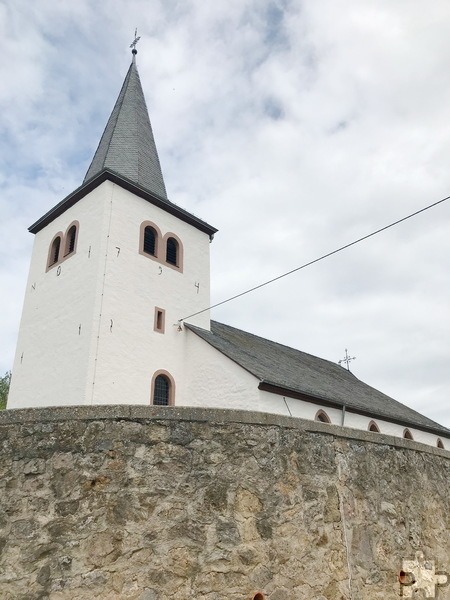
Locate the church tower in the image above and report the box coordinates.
[8,49,217,409]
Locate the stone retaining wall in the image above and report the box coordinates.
[0,406,449,599]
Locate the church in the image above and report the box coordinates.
[7,48,449,451]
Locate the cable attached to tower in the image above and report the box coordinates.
[178,193,450,324]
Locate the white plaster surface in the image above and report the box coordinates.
[8,184,110,408]
[183,328,260,409]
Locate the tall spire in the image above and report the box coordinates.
[83,53,167,199]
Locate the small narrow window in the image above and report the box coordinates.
[368,421,380,433]
[154,307,165,334]
[437,438,444,449]
[315,410,331,423]
[48,236,62,268]
[144,226,157,256]
[153,375,170,405]
[166,237,178,266]
[403,429,414,440]
[64,225,77,256]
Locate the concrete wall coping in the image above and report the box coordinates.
[1,404,449,458]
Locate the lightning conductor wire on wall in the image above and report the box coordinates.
[178,193,450,324]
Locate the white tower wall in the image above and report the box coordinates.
[8,184,111,408]
[89,181,211,406]
[8,180,211,408]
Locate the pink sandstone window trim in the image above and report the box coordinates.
[154,307,166,334]
[63,220,79,257]
[46,232,64,271]
[139,220,162,262]
[46,221,80,272]
[139,222,184,273]
[150,369,175,406]
[162,231,184,272]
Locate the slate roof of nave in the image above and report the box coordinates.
[83,57,167,199]
[187,320,450,436]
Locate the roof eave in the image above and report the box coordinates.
[258,380,450,437]
[29,169,218,238]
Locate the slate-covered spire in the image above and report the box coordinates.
[84,55,167,199]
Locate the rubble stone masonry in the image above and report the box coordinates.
[0,406,449,599]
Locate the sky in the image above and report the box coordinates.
[1,0,450,427]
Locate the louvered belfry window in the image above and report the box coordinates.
[66,225,77,255]
[166,237,178,265]
[144,226,156,256]
[153,375,170,405]
[50,237,61,265]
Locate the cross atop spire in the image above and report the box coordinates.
[130,28,140,58]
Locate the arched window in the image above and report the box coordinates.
[315,410,331,424]
[403,428,414,440]
[368,421,380,433]
[252,594,266,600]
[64,224,78,256]
[437,438,444,449]
[139,221,161,260]
[144,226,157,256]
[166,237,179,266]
[154,375,169,405]
[151,370,175,406]
[47,235,62,269]
[162,232,183,271]
[50,237,61,264]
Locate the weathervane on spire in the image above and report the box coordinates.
[338,349,356,371]
[130,28,141,56]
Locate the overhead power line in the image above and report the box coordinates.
[179,193,450,323]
